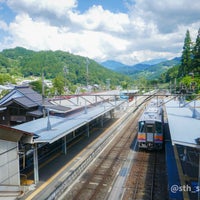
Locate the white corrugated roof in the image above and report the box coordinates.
[14,101,123,144]
[165,100,200,148]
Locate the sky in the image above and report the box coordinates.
[0,0,200,65]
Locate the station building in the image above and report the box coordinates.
[0,86,69,126]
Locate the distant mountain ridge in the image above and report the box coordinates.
[101,57,181,80]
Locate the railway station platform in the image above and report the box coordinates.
[19,121,116,200]
[165,99,200,200]
[0,88,141,199]
[165,135,183,200]
[0,88,142,199]
[10,93,131,199]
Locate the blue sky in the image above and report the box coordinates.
[0,0,199,65]
[0,3,15,23]
[77,0,129,13]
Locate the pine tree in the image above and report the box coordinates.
[192,28,200,76]
[179,30,192,77]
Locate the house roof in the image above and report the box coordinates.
[16,86,45,105]
[26,109,43,117]
[0,86,43,108]
[0,86,70,113]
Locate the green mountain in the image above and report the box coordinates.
[0,47,131,87]
[101,57,181,80]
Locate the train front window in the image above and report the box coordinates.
[146,124,154,133]
[155,122,162,133]
[139,121,145,132]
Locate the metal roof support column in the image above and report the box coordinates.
[84,100,87,114]
[126,99,129,110]
[77,96,79,105]
[182,147,187,161]
[87,123,89,137]
[33,143,39,184]
[101,115,104,128]
[173,145,190,200]
[196,138,200,200]
[198,152,200,200]
[135,96,137,107]
[157,95,158,107]
[73,131,76,138]
[62,136,67,155]
[110,110,114,119]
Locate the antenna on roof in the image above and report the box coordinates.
[46,109,51,130]
[192,100,197,118]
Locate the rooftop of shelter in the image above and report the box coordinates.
[49,90,122,113]
[165,99,200,148]
[14,100,124,144]
[0,124,33,143]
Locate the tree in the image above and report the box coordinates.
[179,30,192,77]
[0,73,15,84]
[121,81,128,89]
[53,74,65,95]
[163,65,179,83]
[192,28,200,75]
[30,80,43,94]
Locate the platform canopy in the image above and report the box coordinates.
[14,101,123,144]
[165,100,200,148]
[0,124,33,143]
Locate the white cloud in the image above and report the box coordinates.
[7,13,129,62]
[128,0,200,33]
[69,5,129,33]
[0,20,8,31]
[1,0,200,65]
[8,0,77,17]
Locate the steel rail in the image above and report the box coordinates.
[72,112,139,200]
[46,95,155,200]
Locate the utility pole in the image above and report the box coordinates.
[86,58,89,89]
[63,65,68,93]
[42,68,45,117]
[106,79,110,91]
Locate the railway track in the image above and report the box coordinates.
[46,93,160,200]
[123,149,168,200]
[62,100,143,200]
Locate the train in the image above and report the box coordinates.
[137,99,164,150]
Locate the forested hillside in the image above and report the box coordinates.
[0,28,199,96]
[0,47,131,88]
[161,28,200,94]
